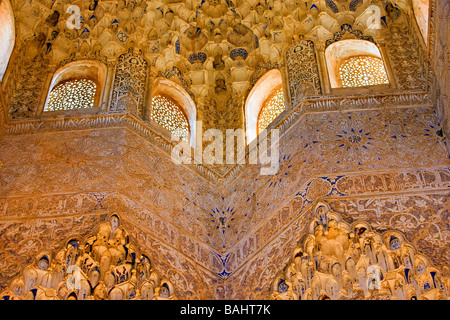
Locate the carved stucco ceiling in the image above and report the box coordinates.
[9,0,411,81]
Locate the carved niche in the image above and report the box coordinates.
[270,203,449,300]
[110,49,148,117]
[0,214,178,300]
[286,40,321,108]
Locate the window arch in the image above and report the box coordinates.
[0,0,15,82]
[338,55,389,88]
[257,85,285,134]
[150,94,190,142]
[245,69,285,144]
[43,60,107,113]
[150,78,197,146]
[45,78,97,111]
[325,39,389,89]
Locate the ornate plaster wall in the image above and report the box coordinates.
[1,99,448,299]
[0,0,448,300]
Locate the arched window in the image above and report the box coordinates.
[150,94,190,142]
[245,69,285,144]
[0,0,15,81]
[257,85,285,133]
[150,78,197,146]
[45,79,97,111]
[42,60,107,113]
[325,39,390,89]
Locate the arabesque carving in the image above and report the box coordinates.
[110,49,148,117]
[286,39,321,107]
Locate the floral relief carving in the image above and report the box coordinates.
[385,26,427,91]
[286,39,322,107]
[6,43,50,119]
[110,49,148,117]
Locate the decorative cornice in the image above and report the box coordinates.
[220,91,432,186]
[3,112,223,185]
[3,91,432,186]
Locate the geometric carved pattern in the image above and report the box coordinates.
[270,203,449,300]
[44,79,96,112]
[257,86,285,133]
[0,215,178,300]
[110,49,148,117]
[339,56,389,88]
[150,95,190,142]
[286,40,321,107]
